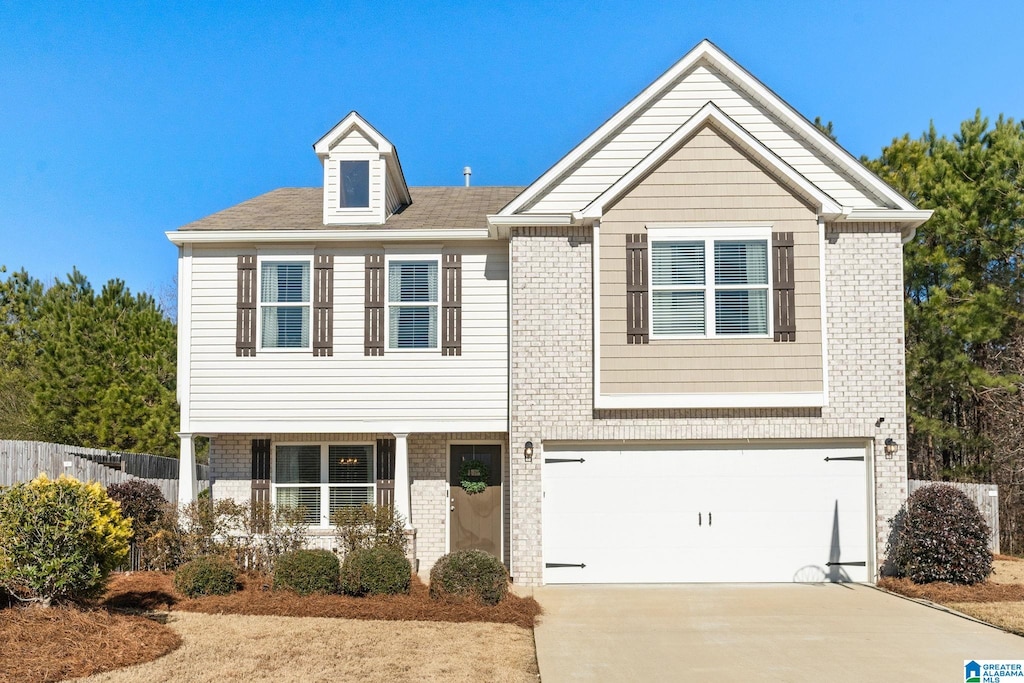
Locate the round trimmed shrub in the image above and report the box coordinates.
[273,549,340,595]
[340,546,411,596]
[174,555,238,597]
[886,484,993,584]
[429,549,509,605]
[0,474,132,605]
[106,480,168,539]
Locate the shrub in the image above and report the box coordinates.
[885,484,993,584]
[340,546,411,596]
[273,549,340,595]
[331,504,408,555]
[429,549,509,605]
[0,474,132,605]
[106,480,168,539]
[174,555,238,597]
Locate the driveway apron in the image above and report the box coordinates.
[532,583,1024,682]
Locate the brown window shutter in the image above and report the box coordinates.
[442,253,462,356]
[375,438,396,507]
[626,234,649,344]
[251,438,271,519]
[313,254,334,357]
[236,255,257,356]
[772,232,796,342]
[364,254,384,356]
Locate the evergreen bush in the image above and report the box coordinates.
[273,549,340,595]
[331,504,408,555]
[429,549,509,605]
[886,484,993,584]
[173,555,238,597]
[105,480,167,540]
[340,546,411,596]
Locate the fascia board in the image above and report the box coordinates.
[486,214,575,226]
[579,102,843,220]
[312,111,395,157]
[166,228,492,245]
[835,208,933,243]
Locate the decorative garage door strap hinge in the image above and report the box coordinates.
[823,456,865,461]
[544,458,586,464]
[825,561,866,567]
[546,563,587,569]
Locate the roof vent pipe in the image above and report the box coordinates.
[463,166,472,187]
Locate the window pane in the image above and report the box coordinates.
[652,242,704,286]
[715,289,768,335]
[276,487,321,524]
[389,306,438,349]
[388,261,438,302]
[714,241,768,285]
[262,306,309,348]
[328,445,373,484]
[339,160,369,208]
[329,487,374,515]
[652,290,705,335]
[275,445,321,483]
[261,262,309,303]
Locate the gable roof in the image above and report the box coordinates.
[313,111,412,207]
[496,39,927,229]
[176,186,524,232]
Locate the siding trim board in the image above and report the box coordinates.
[313,254,334,356]
[236,255,257,357]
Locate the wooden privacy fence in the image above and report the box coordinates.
[0,440,208,504]
[909,479,1000,554]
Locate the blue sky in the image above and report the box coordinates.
[2,1,1021,306]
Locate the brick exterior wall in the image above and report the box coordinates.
[208,431,507,577]
[508,223,908,586]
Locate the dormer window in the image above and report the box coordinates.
[339,160,370,208]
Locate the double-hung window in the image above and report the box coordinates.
[274,444,374,527]
[260,259,310,349]
[387,257,439,350]
[650,227,770,338]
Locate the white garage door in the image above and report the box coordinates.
[542,444,870,584]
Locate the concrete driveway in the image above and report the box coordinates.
[532,583,1024,682]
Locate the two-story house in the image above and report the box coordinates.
[169,40,930,586]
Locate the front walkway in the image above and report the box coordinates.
[532,583,1024,681]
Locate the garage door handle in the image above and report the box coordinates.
[698,512,701,526]
[708,512,712,526]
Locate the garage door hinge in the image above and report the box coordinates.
[823,456,865,462]
[544,458,586,464]
[825,561,866,567]
[546,562,586,569]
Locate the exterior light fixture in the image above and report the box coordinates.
[524,441,534,462]
[883,438,898,459]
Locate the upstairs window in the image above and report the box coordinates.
[260,260,310,349]
[650,229,769,338]
[387,259,438,349]
[339,160,370,208]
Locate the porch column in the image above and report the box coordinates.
[177,432,197,506]
[393,433,412,529]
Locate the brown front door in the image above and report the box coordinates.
[449,444,502,556]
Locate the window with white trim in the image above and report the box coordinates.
[274,444,374,527]
[260,259,310,349]
[339,160,370,208]
[650,227,770,338]
[387,258,439,349]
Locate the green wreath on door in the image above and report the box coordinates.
[459,459,490,495]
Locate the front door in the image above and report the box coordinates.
[449,444,502,556]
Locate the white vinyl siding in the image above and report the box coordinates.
[274,443,374,527]
[260,260,310,349]
[525,64,888,214]
[649,229,770,339]
[387,259,439,350]
[186,243,508,432]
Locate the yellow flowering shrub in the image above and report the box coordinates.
[0,473,132,605]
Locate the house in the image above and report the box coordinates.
[168,40,930,586]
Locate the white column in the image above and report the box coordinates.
[177,432,197,506]
[393,433,412,529]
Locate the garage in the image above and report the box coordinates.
[541,443,870,584]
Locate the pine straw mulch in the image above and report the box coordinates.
[0,603,181,683]
[877,556,1024,604]
[102,570,543,629]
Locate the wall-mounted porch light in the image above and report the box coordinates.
[524,441,534,462]
[884,438,898,459]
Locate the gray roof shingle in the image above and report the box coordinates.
[178,186,525,231]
